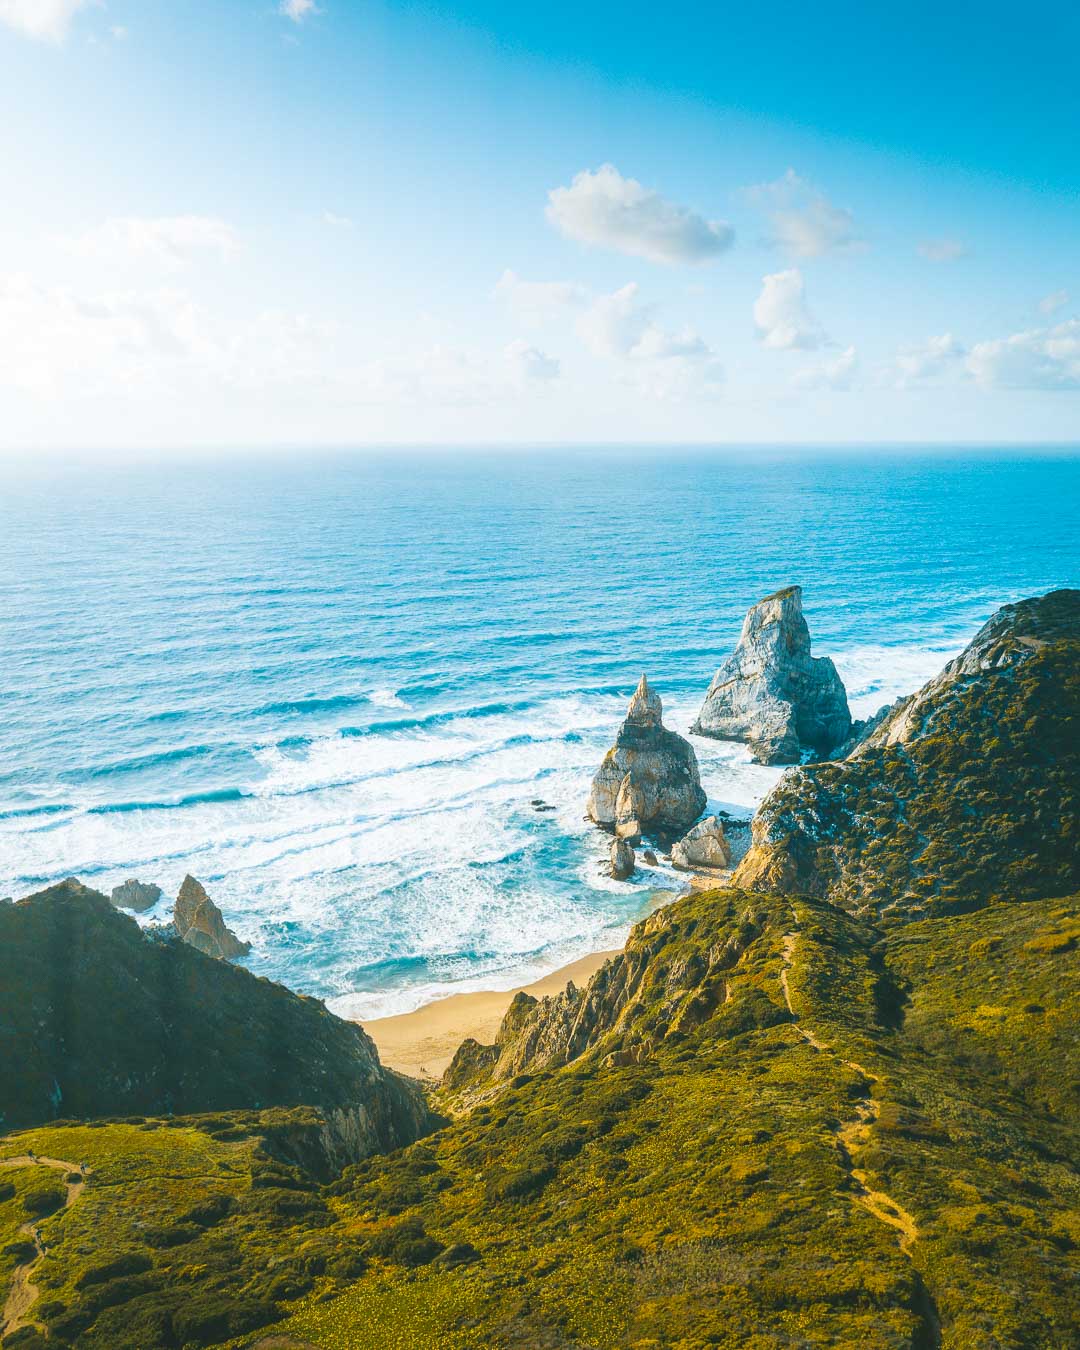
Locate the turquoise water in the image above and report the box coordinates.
[1,448,1076,1017]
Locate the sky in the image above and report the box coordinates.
[1,0,1079,451]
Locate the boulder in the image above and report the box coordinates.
[609,839,635,880]
[588,676,707,835]
[110,879,163,913]
[692,586,851,764]
[671,816,732,871]
[172,875,251,961]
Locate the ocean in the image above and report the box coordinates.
[1,447,1076,1018]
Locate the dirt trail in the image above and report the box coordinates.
[1,1154,90,1338]
[779,932,920,1252]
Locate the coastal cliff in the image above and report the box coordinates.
[0,879,431,1157]
[734,588,1080,915]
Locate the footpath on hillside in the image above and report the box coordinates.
[1,1153,90,1339]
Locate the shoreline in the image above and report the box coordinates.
[363,870,733,1081]
[364,947,622,1081]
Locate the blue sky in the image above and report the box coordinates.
[1,0,1078,450]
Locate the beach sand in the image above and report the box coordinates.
[364,949,621,1081]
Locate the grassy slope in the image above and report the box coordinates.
[254,889,1078,1350]
[2,889,1077,1348]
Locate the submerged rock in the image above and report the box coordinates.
[692,586,851,764]
[671,815,732,871]
[172,875,251,961]
[610,838,636,880]
[110,878,163,913]
[587,675,707,835]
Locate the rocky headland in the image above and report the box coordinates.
[692,586,852,764]
[0,879,431,1159]
[734,587,1080,915]
[587,675,706,840]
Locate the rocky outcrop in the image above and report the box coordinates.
[110,878,162,912]
[735,589,1080,917]
[671,815,731,871]
[445,890,787,1086]
[587,676,706,836]
[173,874,251,960]
[692,587,851,764]
[0,878,432,1150]
[610,838,635,880]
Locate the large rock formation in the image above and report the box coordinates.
[173,874,251,960]
[587,675,706,837]
[110,878,162,912]
[0,878,431,1153]
[692,587,851,764]
[735,589,1080,917]
[671,815,731,871]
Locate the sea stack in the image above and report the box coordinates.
[587,675,706,837]
[692,587,851,765]
[172,874,251,961]
[110,878,163,913]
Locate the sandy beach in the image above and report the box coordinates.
[364,948,621,1081]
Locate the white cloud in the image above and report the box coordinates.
[794,346,858,391]
[629,355,724,402]
[280,0,319,22]
[0,273,207,398]
[0,0,88,42]
[753,269,825,350]
[494,269,586,323]
[1039,289,1069,315]
[918,238,967,263]
[64,216,239,266]
[504,339,559,383]
[110,25,128,41]
[631,326,710,361]
[546,165,733,265]
[576,283,652,357]
[575,282,722,399]
[893,333,965,386]
[322,211,353,229]
[747,170,861,258]
[966,320,1080,390]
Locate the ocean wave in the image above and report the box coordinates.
[70,742,223,781]
[0,802,74,822]
[86,786,251,815]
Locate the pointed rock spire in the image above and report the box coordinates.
[587,677,706,835]
[626,673,662,727]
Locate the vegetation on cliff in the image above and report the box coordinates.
[2,590,1078,1349]
[0,880,430,1154]
[735,589,1080,918]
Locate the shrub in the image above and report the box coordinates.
[486,1164,554,1202]
[75,1251,153,1290]
[368,1216,443,1267]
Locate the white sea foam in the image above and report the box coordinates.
[368,687,410,709]
[0,645,947,1016]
